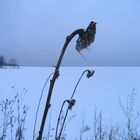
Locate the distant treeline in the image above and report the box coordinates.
[0,55,19,68]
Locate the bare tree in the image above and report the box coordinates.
[0,55,5,68]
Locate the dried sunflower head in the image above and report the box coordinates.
[75,21,96,52]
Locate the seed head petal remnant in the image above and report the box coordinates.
[75,21,96,53]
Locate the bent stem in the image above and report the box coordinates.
[33,72,54,140]
[57,70,94,140]
[37,29,84,140]
[71,70,93,99]
[55,100,67,140]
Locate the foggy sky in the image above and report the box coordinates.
[0,0,140,66]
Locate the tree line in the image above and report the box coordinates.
[0,55,19,68]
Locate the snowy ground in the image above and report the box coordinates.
[0,67,140,139]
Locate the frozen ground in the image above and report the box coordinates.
[0,67,140,139]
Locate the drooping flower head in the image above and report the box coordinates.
[76,21,96,52]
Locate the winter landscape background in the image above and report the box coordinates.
[1,0,140,139]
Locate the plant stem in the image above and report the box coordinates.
[57,70,90,140]
[37,29,84,140]
[33,73,53,140]
[71,70,89,99]
[55,100,66,140]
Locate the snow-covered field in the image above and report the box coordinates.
[0,67,140,139]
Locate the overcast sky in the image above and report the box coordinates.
[0,0,140,66]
